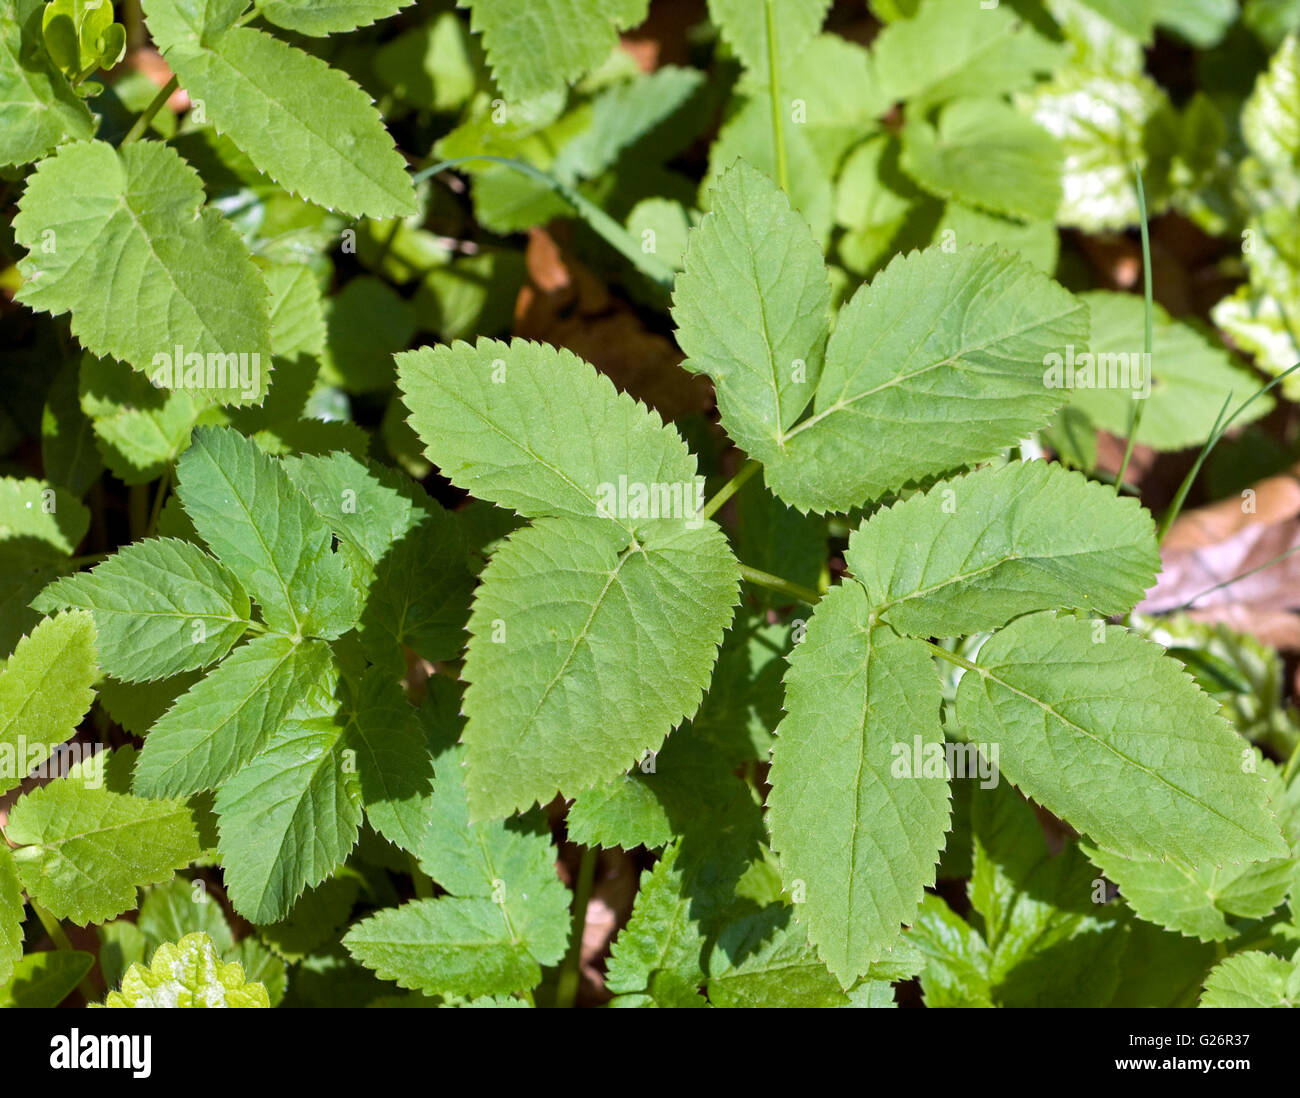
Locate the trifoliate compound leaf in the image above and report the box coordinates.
[767,246,1088,512]
[397,339,699,529]
[871,0,1064,108]
[33,539,250,683]
[706,0,830,83]
[900,98,1063,222]
[673,160,831,464]
[258,0,413,35]
[1022,68,1173,230]
[956,612,1291,866]
[101,932,269,1007]
[1070,291,1272,451]
[844,461,1160,637]
[0,0,95,167]
[459,0,649,100]
[142,0,416,218]
[214,712,363,924]
[462,515,737,819]
[1199,951,1298,1007]
[7,756,202,924]
[14,140,272,398]
[768,582,951,987]
[176,426,359,639]
[0,610,97,796]
[0,950,93,1007]
[131,634,333,797]
[0,845,22,986]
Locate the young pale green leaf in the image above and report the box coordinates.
[1241,34,1300,172]
[142,0,416,218]
[131,634,332,797]
[0,0,95,167]
[673,160,831,464]
[844,461,1160,637]
[0,610,97,796]
[1069,292,1272,451]
[6,754,202,925]
[0,950,93,1007]
[870,0,1064,107]
[14,140,272,397]
[957,613,1291,867]
[396,339,699,528]
[461,515,738,819]
[900,98,1063,222]
[0,845,22,987]
[258,0,413,35]
[1199,951,1299,1008]
[706,0,830,82]
[101,932,269,1007]
[214,712,363,925]
[459,0,649,100]
[33,539,250,683]
[769,246,1089,512]
[176,426,359,639]
[768,582,951,987]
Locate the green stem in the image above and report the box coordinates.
[121,75,179,145]
[411,155,677,290]
[699,460,760,521]
[765,0,789,194]
[1157,361,1300,543]
[917,637,984,676]
[1283,740,1300,784]
[145,464,172,539]
[555,847,597,1009]
[739,564,820,606]
[1115,163,1152,494]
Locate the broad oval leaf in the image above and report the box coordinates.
[14,140,271,397]
[956,612,1291,866]
[844,460,1160,637]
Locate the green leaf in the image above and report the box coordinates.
[843,461,1160,638]
[33,539,250,683]
[131,634,333,797]
[1241,34,1300,173]
[1199,951,1299,1007]
[900,98,1062,222]
[0,0,95,167]
[772,246,1087,512]
[0,950,93,1007]
[906,893,994,1006]
[176,426,359,639]
[6,753,203,924]
[142,0,417,218]
[258,0,413,35]
[214,711,363,924]
[871,0,1064,108]
[956,612,1291,866]
[1084,760,1300,941]
[1069,292,1272,451]
[396,339,699,529]
[14,140,272,398]
[673,160,831,463]
[136,878,235,954]
[458,0,649,100]
[461,516,737,819]
[41,356,102,497]
[768,582,950,986]
[0,610,97,797]
[319,276,415,394]
[0,845,22,987]
[101,932,269,1007]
